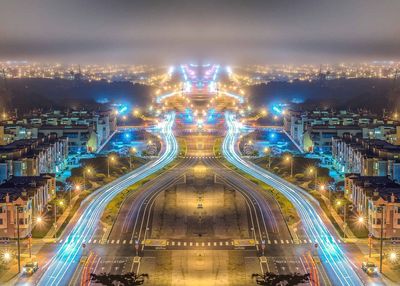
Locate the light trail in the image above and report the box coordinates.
[223,112,364,286]
[37,113,178,286]
[155,90,180,103]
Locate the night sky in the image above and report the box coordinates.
[0,0,399,64]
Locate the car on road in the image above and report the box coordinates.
[361,261,378,276]
[22,261,39,275]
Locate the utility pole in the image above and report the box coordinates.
[107,158,110,177]
[290,158,293,178]
[379,205,384,273]
[343,202,347,239]
[54,203,57,239]
[16,206,21,273]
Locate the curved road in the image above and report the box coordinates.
[223,112,366,286]
[34,113,178,286]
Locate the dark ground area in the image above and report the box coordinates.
[0,78,153,112]
[247,78,400,112]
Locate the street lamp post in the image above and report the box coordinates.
[336,200,347,239]
[53,202,57,239]
[53,200,64,239]
[15,205,22,273]
[308,167,318,191]
[83,167,92,192]
[107,155,115,177]
[264,147,271,169]
[130,147,136,169]
[285,155,293,178]
[378,205,385,273]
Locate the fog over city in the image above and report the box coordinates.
[1,0,400,64]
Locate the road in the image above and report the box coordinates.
[223,111,383,286]
[73,150,318,285]
[18,113,178,286]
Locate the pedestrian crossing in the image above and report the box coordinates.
[180,156,220,159]
[56,237,342,246]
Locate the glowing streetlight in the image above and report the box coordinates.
[36,216,43,224]
[3,252,11,262]
[336,199,348,238]
[284,155,293,177]
[389,251,398,262]
[357,216,365,224]
[129,147,137,169]
[107,155,116,177]
[264,147,271,169]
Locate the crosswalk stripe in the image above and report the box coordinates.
[286,240,290,244]
[111,240,115,244]
[116,240,120,244]
[190,242,193,246]
[129,240,133,244]
[184,242,187,246]
[123,240,126,244]
[274,240,278,244]
[213,242,217,246]
[172,241,175,246]
[93,240,97,244]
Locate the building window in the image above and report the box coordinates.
[0,218,3,225]
[19,218,24,225]
[398,218,400,225]
[376,218,382,225]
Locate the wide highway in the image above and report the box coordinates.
[223,111,365,286]
[34,112,178,286]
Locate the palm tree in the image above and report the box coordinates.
[90,272,149,285]
[252,272,310,286]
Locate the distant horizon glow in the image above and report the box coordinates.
[1,0,399,64]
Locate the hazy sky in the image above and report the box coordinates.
[0,0,399,64]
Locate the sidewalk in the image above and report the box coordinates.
[43,195,80,241]
[320,194,357,240]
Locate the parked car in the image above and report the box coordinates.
[361,262,378,276]
[23,261,39,275]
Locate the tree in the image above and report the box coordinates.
[90,272,149,286]
[252,272,310,286]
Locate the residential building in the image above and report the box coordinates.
[0,136,68,182]
[345,174,400,238]
[0,190,33,238]
[332,135,400,182]
[284,109,399,154]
